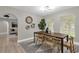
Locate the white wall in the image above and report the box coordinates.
[18,13,40,40]
[44,7,79,42]
[0,21,9,35]
[0,6,40,40]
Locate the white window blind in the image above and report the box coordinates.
[60,15,75,37]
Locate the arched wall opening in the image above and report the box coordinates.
[0,13,18,41]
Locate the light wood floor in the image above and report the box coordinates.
[0,35,25,53]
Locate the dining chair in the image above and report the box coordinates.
[43,35,61,53]
[35,34,45,45]
[64,36,75,53]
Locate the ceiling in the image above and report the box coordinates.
[11,6,75,16]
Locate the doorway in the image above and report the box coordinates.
[0,14,18,42]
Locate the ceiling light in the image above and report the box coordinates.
[40,6,57,11]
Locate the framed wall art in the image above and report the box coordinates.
[31,23,35,28]
[25,16,33,24]
[25,25,30,30]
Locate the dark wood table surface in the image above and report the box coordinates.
[34,31,68,53]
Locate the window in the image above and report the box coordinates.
[60,15,75,37]
[47,20,54,32]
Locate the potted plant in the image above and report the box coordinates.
[38,18,46,31]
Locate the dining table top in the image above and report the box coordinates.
[34,31,68,39]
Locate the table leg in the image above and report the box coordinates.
[67,35,69,42]
[66,35,69,50]
[61,39,63,53]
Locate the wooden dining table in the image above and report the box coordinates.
[34,31,68,53]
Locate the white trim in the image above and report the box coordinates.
[0,32,8,35]
[18,37,34,43]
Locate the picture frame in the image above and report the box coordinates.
[25,25,30,30]
[31,23,35,28]
[25,16,33,24]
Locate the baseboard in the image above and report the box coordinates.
[18,37,34,43]
[0,32,8,35]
